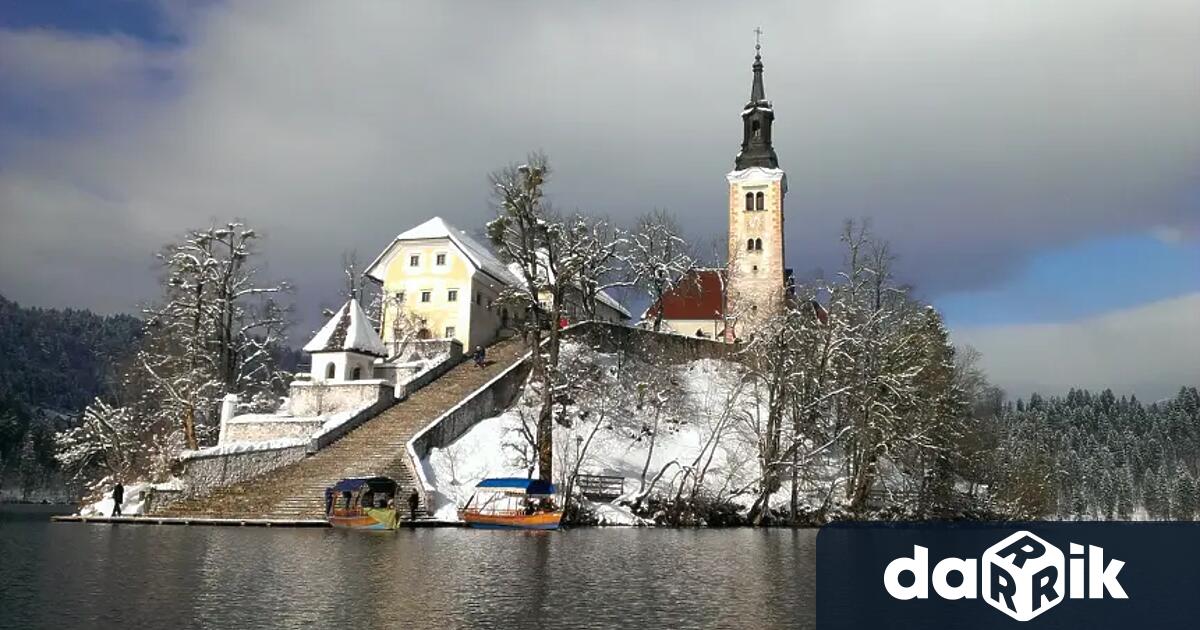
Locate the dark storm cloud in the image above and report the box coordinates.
[1,0,1197,338]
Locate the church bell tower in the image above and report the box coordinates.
[726,34,787,340]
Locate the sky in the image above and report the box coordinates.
[0,0,1196,400]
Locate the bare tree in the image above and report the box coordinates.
[486,153,566,482]
[628,209,695,331]
[557,214,631,320]
[55,398,143,483]
[139,222,291,449]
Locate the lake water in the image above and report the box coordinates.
[0,505,816,629]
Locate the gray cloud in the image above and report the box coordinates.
[953,292,1200,401]
[0,0,1197,340]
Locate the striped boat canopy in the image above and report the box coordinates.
[476,477,556,495]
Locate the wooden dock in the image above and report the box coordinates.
[50,515,461,528]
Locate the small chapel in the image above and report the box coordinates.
[646,40,790,341]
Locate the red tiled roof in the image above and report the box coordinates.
[644,269,726,320]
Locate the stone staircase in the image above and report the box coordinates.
[155,337,529,521]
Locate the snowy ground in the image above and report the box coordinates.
[77,478,183,517]
[421,341,839,523]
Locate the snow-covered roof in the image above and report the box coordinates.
[595,288,631,318]
[364,216,630,318]
[365,216,518,286]
[726,166,787,193]
[741,105,774,116]
[505,262,631,319]
[303,298,386,357]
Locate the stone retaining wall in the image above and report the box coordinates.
[172,443,309,503]
[407,349,533,504]
[395,351,462,400]
[289,380,391,416]
[572,321,735,363]
[222,417,324,443]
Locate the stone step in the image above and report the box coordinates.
[154,337,527,520]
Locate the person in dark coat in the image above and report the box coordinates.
[407,488,420,521]
[472,345,486,368]
[111,482,124,517]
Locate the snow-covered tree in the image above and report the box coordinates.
[139,222,291,449]
[486,154,569,482]
[54,398,142,481]
[556,214,631,321]
[1173,466,1196,520]
[737,309,804,524]
[628,209,695,332]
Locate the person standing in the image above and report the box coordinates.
[472,345,486,368]
[111,482,124,517]
[407,488,420,521]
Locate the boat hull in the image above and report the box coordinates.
[327,507,399,530]
[461,510,563,530]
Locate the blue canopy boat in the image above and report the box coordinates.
[460,477,563,530]
[324,476,400,530]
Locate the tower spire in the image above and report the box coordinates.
[735,28,779,170]
[750,27,766,104]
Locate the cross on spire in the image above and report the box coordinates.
[754,27,763,56]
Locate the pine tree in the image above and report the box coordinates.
[18,431,40,501]
[1173,467,1196,521]
[1116,472,1133,520]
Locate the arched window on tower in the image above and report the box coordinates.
[746,238,754,251]
[324,363,335,380]
[755,238,763,251]
[755,192,765,211]
[752,119,761,138]
[745,193,753,211]
[350,366,362,381]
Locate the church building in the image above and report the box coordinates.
[647,41,790,341]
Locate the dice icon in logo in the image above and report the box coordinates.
[982,531,1065,621]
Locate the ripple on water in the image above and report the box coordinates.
[0,508,816,630]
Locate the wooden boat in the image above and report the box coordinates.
[460,477,563,530]
[324,477,400,530]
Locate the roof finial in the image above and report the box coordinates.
[749,27,766,104]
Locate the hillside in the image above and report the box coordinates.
[0,294,143,501]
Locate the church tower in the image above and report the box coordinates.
[726,37,787,339]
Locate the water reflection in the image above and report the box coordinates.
[0,508,816,630]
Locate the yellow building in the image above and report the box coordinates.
[365,217,628,353]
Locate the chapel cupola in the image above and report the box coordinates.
[735,37,779,170]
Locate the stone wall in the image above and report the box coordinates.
[376,339,462,388]
[222,416,324,443]
[395,351,462,400]
[289,379,391,416]
[569,321,734,363]
[387,338,462,363]
[173,443,309,502]
[306,394,396,453]
[407,349,533,502]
